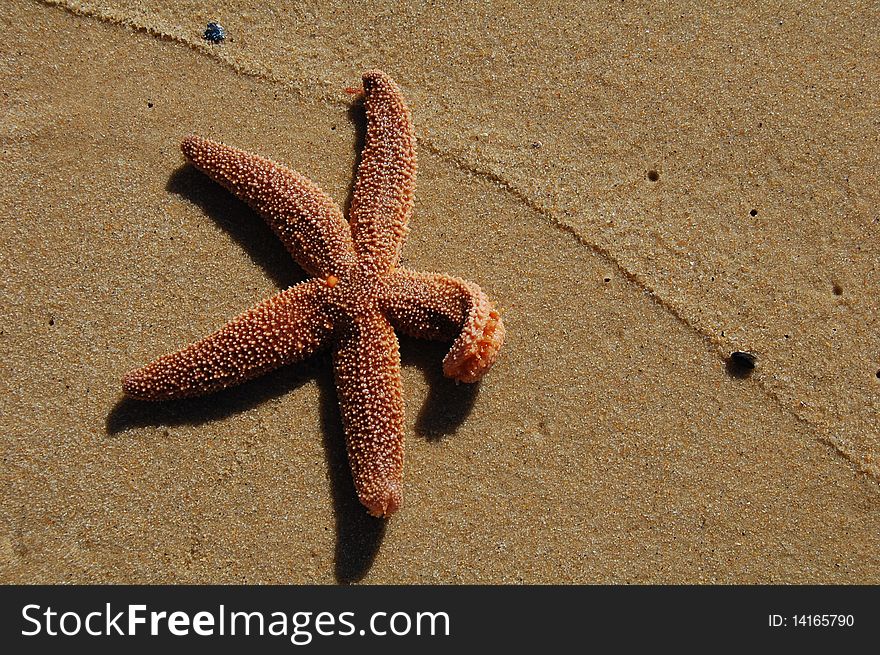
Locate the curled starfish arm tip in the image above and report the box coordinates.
[382,269,506,384]
[442,304,505,384]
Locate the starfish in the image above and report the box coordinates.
[123,70,505,517]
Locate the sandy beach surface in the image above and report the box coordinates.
[1,0,878,583]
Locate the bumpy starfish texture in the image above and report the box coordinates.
[123,70,505,517]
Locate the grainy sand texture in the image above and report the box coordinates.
[1,0,878,583]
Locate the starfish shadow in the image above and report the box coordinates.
[105,341,474,584]
[323,340,478,583]
[313,365,386,584]
[400,337,480,441]
[106,360,320,434]
[105,355,387,584]
[166,165,306,290]
[342,95,368,218]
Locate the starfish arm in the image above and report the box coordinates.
[348,71,417,274]
[333,313,405,517]
[381,269,505,383]
[182,135,356,278]
[123,279,332,400]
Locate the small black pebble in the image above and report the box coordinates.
[203,22,226,44]
[147,101,154,108]
[749,208,758,216]
[727,351,757,378]
[647,169,660,182]
[48,318,55,326]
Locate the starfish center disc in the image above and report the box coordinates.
[324,268,384,323]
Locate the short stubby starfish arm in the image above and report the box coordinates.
[332,313,405,517]
[181,135,357,278]
[348,70,417,275]
[123,279,333,400]
[381,269,506,383]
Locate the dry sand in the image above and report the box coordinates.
[1,0,878,583]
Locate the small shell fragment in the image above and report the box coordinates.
[203,22,226,44]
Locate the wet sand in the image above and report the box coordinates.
[1,0,878,582]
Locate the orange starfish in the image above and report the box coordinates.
[123,70,505,517]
